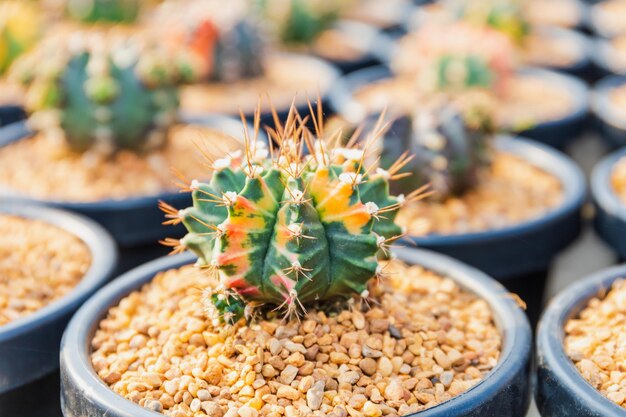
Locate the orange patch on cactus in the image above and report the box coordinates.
[309,168,371,234]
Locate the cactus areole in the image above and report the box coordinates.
[163,104,424,324]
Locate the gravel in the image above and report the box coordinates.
[0,214,91,325]
[91,260,501,416]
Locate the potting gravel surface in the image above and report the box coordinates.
[353,75,576,132]
[397,152,563,236]
[611,156,626,205]
[0,214,91,326]
[564,279,626,408]
[91,261,501,417]
[0,125,242,201]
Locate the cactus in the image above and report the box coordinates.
[10,32,195,153]
[155,0,265,83]
[162,103,425,323]
[379,99,494,199]
[66,0,140,24]
[454,0,529,46]
[395,22,515,94]
[255,0,355,45]
[0,1,41,75]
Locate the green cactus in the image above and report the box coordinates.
[456,0,529,46]
[255,0,351,45]
[378,100,494,199]
[66,0,140,24]
[10,33,195,153]
[162,105,420,324]
[436,54,494,90]
[0,2,41,75]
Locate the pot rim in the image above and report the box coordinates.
[591,145,626,221]
[0,114,260,210]
[61,247,530,417]
[0,202,116,343]
[537,263,626,416]
[588,0,625,39]
[592,74,626,131]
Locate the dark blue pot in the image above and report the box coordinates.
[320,21,392,74]
[591,146,626,258]
[328,65,590,149]
[407,135,586,281]
[60,247,531,417]
[536,264,626,417]
[0,105,25,127]
[592,75,626,148]
[0,115,250,248]
[590,37,624,78]
[0,202,116,394]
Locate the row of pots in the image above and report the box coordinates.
[4,198,626,416]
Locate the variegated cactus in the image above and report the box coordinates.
[162,104,424,324]
[9,32,195,153]
[155,0,265,83]
[379,98,494,199]
[0,1,41,75]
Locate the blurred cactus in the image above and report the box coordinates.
[454,0,529,46]
[161,103,425,323]
[155,0,265,83]
[66,0,140,24]
[0,1,41,75]
[10,32,196,153]
[255,0,355,45]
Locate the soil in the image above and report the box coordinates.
[523,0,581,29]
[91,260,501,417]
[0,214,91,326]
[521,31,582,69]
[0,124,243,202]
[564,279,626,408]
[343,0,407,30]
[397,152,563,236]
[592,0,626,37]
[180,54,337,117]
[610,156,626,204]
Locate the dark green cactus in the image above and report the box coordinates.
[255,0,349,45]
[379,101,493,199]
[66,0,140,24]
[436,54,494,90]
[10,33,195,153]
[162,105,418,324]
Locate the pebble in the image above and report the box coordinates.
[307,381,325,410]
[359,358,377,376]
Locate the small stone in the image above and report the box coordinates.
[359,358,377,376]
[338,371,360,385]
[284,341,307,353]
[363,401,382,417]
[307,380,325,410]
[280,365,299,385]
[433,348,452,369]
[352,311,365,330]
[378,357,393,377]
[202,402,224,416]
[362,345,383,358]
[440,371,454,387]
[238,406,259,417]
[269,339,282,356]
[190,398,201,412]
[330,352,350,364]
[145,400,163,413]
[348,394,367,409]
[277,385,301,400]
[384,379,404,401]
[607,391,625,405]
[369,319,389,334]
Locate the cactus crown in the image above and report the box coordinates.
[66,0,140,24]
[256,0,352,45]
[10,32,195,154]
[156,0,265,83]
[0,1,41,75]
[162,102,426,324]
[380,97,494,199]
[394,22,515,94]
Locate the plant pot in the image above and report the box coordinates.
[328,65,590,149]
[0,105,25,127]
[588,0,626,39]
[536,263,626,417]
[342,0,413,35]
[591,146,626,259]
[313,21,392,75]
[179,54,341,129]
[523,27,593,77]
[60,247,531,417]
[0,115,251,249]
[403,135,586,281]
[592,75,626,148]
[0,202,116,396]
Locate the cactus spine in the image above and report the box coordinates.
[10,33,195,153]
[163,104,423,324]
